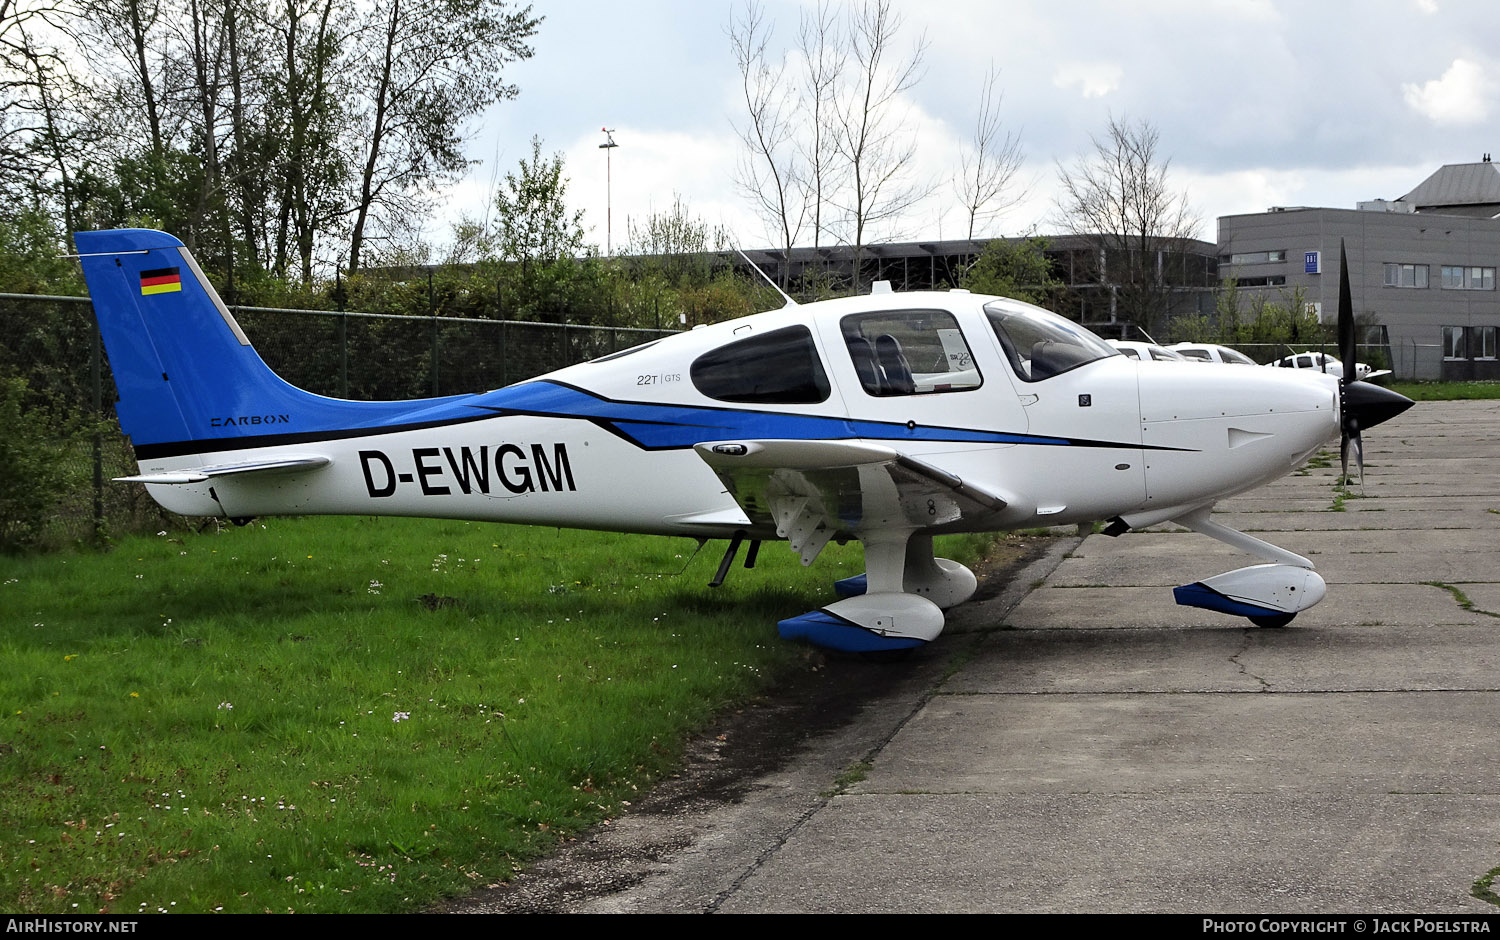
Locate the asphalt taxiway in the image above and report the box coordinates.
[461,400,1500,914]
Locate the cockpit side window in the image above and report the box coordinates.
[690,325,830,404]
[984,301,1118,382]
[839,309,982,397]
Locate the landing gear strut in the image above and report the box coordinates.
[778,531,977,653]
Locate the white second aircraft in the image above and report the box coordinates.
[74,230,1412,653]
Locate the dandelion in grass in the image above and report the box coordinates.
[393,711,410,722]
[217,702,233,711]
[368,580,383,595]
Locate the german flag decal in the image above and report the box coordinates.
[139,267,182,295]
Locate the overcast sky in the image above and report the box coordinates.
[435,0,1500,253]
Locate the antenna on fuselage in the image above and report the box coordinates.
[734,247,798,308]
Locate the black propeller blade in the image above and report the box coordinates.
[1335,239,1414,485]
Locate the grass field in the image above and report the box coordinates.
[1386,381,1500,401]
[0,515,994,914]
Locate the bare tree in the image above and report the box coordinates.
[729,0,803,285]
[267,0,356,284]
[830,0,929,292]
[1054,114,1199,332]
[179,0,230,253]
[794,0,841,249]
[1,0,87,222]
[728,0,933,292]
[954,63,1024,240]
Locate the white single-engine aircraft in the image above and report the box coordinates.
[74,229,1413,653]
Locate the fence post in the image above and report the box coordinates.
[90,307,104,544]
[334,271,348,398]
[429,271,439,397]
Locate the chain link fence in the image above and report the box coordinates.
[2,290,1444,551]
[0,293,676,551]
[1391,342,1443,381]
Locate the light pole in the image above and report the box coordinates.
[599,127,618,255]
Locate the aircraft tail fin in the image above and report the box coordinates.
[74,229,457,460]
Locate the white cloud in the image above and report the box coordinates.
[1402,58,1496,125]
[1414,0,1439,13]
[1176,163,1436,238]
[559,127,755,251]
[1052,62,1123,99]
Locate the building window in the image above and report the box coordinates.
[1236,275,1287,288]
[1442,326,1467,359]
[1440,266,1496,290]
[1225,250,1286,265]
[1477,326,1497,360]
[1384,263,1429,288]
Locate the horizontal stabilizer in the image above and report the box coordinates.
[116,455,330,485]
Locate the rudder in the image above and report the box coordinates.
[74,229,457,460]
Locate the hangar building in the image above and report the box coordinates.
[1218,158,1500,380]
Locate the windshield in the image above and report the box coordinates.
[983,301,1118,382]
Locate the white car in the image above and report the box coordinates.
[1169,343,1258,366]
[1106,339,1189,362]
[1265,351,1390,383]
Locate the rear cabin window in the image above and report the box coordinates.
[690,326,830,404]
[839,309,981,396]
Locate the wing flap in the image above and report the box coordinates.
[693,439,1010,563]
[117,455,331,485]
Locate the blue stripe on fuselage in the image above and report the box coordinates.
[132,378,1143,459]
[473,380,1067,450]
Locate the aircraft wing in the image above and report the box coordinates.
[116,455,331,485]
[693,439,1008,565]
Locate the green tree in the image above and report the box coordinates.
[344,0,538,274]
[0,374,83,551]
[0,207,81,292]
[494,136,584,263]
[488,135,587,317]
[960,236,1059,306]
[625,193,725,286]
